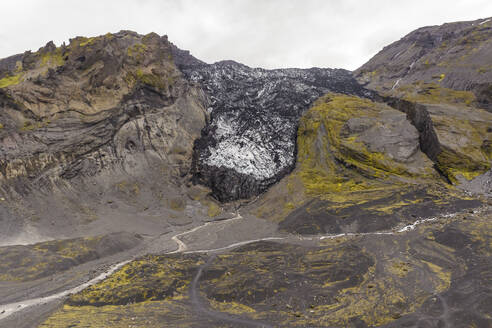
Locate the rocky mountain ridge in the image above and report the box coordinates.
[0,31,210,243]
[356,17,492,187]
[356,16,492,111]
[1,22,489,208]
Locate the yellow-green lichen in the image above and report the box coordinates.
[39,298,194,328]
[14,60,23,72]
[207,201,222,217]
[396,83,476,106]
[209,299,257,315]
[293,94,424,200]
[167,197,186,211]
[79,37,96,47]
[437,147,490,182]
[0,73,23,88]
[20,119,51,132]
[68,255,203,306]
[127,43,148,62]
[421,260,451,292]
[125,69,168,90]
[387,261,413,278]
[40,47,65,67]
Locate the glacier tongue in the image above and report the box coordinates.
[173,55,374,201]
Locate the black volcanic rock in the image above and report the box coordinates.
[174,55,374,201]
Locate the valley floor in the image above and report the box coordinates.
[0,200,490,328]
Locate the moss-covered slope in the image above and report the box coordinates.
[251,93,479,234]
[354,17,492,184]
[0,232,142,281]
[384,87,492,183]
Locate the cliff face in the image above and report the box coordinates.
[174,55,374,201]
[354,17,492,184]
[0,31,209,242]
[0,31,208,189]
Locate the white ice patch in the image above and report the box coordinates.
[205,136,293,180]
[479,18,491,25]
[214,116,238,138]
[205,115,294,179]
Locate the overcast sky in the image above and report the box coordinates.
[1,0,491,70]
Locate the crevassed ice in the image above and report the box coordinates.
[205,136,293,180]
[214,116,238,138]
[205,114,294,179]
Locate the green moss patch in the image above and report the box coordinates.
[0,73,23,88]
[68,254,204,306]
[395,83,476,106]
[125,68,170,90]
[0,233,142,282]
[293,93,435,200]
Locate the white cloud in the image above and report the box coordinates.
[0,0,490,70]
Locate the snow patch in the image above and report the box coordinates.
[479,18,491,25]
[391,78,402,90]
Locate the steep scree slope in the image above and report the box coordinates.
[355,16,492,110]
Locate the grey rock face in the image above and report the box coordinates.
[458,169,492,197]
[383,97,442,161]
[174,56,374,201]
[344,111,420,163]
[0,32,204,178]
[0,32,211,241]
[355,17,492,110]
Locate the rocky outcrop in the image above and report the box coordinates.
[382,94,492,183]
[383,97,442,161]
[0,32,207,190]
[249,93,481,233]
[355,17,492,111]
[174,56,374,201]
[0,31,210,240]
[354,17,492,183]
